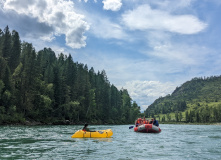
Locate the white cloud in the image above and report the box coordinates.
[148,0,192,11]
[102,0,122,11]
[91,18,127,40]
[143,30,216,68]
[122,4,207,34]
[79,0,97,2]
[3,0,89,49]
[84,11,128,40]
[124,80,176,111]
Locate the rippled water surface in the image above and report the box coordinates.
[0,124,221,159]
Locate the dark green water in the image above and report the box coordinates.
[0,124,221,159]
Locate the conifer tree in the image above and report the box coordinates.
[2,26,11,62]
[0,28,3,57]
[9,30,21,72]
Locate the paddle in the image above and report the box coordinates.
[129,126,134,129]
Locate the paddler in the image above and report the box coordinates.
[153,118,159,127]
[82,123,90,131]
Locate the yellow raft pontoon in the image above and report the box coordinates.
[71,129,113,138]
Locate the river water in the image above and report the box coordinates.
[0,124,221,160]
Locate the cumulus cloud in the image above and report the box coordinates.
[122,4,207,34]
[84,11,128,40]
[102,0,122,11]
[3,0,89,49]
[124,80,176,111]
[91,18,127,40]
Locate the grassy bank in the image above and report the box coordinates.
[159,121,221,125]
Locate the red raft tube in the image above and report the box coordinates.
[134,124,161,133]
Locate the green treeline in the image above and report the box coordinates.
[145,76,221,123]
[0,26,141,125]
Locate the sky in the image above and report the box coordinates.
[1,0,221,111]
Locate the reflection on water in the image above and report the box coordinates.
[92,138,113,142]
[0,125,221,160]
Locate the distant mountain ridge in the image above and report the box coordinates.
[144,76,221,123]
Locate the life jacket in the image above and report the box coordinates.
[137,119,141,124]
[143,120,147,124]
[82,127,88,131]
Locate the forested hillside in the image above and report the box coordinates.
[0,26,141,125]
[145,76,221,123]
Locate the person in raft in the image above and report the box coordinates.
[135,118,142,127]
[149,118,153,124]
[135,121,139,127]
[82,123,90,131]
[143,116,147,124]
[153,118,159,127]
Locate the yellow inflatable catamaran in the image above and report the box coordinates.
[71,129,113,138]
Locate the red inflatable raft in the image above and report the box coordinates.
[134,124,161,133]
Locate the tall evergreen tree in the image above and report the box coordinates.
[9,30,21,72]
[2,26,11,62]
[0,57,7,80]
[121,89,132,123]
[53,64,62,117]
[0,28,3,57]
[18,43,39,117]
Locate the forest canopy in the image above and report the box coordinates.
[0,26,141,125]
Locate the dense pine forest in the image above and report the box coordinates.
[145,76,221,123]
[0,26,141,125]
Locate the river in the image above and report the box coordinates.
[0,124,221,159]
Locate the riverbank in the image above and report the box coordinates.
[159,121,221,125]
[1,120,221,126]
[0,120,89,126]
[0,119,129,126]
